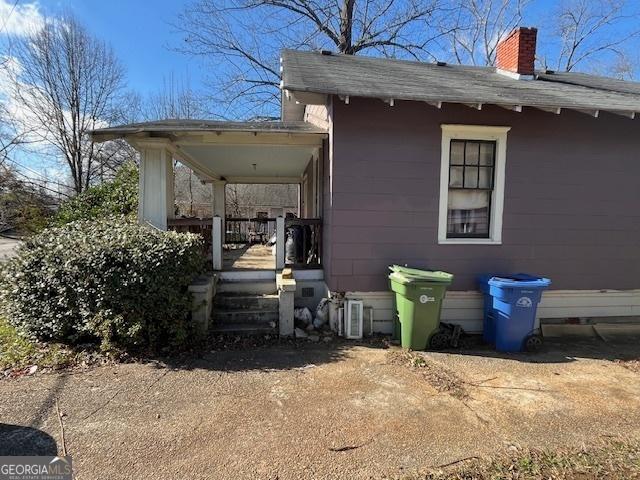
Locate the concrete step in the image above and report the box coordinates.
[210,323,277,336]
[214,293,279,310]
[214,309,279,326]
[216,280,277,295]
[218,270,276,282]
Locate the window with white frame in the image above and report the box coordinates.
[438,125,510,244]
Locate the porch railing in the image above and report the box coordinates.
[225,217,277,245]
[284,218,322,269]
[167,217,213,260]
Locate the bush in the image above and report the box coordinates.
[54,163,138,225]
[0,217,204,352]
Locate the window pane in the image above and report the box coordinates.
[447,190,490,237]
[450,141,465,165]
[465,142,480,165]
[464,167,479,188]
[479,167,493,189]
[479,143,495,166]
[449,166,464,187]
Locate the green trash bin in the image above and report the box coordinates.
[389,265,454,350]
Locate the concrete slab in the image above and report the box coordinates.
[593,323,640,343]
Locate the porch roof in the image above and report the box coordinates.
[90,119,327,140]
[90,119,327,183]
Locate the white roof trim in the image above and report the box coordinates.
[536,106,562,115]
[573,108,599,118]
[497,104,523,112]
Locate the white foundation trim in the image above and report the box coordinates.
[344,289,640,334]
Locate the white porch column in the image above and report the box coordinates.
[211,181,226,270]
[276,216,285,270]
[212,216,223,271]
[138,145,174,230]
[212,180,226,235]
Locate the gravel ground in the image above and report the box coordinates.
[1,339,640,479]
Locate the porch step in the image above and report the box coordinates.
[212,275,280,336]
[210,323,277,336]
[216,279,278,295]
[214,293,279,310]
[218,270,276,282]
[214,309,279,326]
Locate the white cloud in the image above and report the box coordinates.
[0,0,45,37]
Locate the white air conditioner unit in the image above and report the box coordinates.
[345,300,364,339]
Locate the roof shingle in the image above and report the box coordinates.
[281,49,640,114]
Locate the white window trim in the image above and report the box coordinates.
[438,124,511,245]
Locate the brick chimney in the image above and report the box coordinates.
[496,27,537,77]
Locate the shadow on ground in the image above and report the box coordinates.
[149,334,640,373]
[156,336,390,373]
[437,336,640,364]
[0,424,58,456]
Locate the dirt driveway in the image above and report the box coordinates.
[1,339,640,479]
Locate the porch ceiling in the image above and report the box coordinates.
[178,143,317,180]
[90,119,327,183]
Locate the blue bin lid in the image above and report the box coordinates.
[482,273,551,288]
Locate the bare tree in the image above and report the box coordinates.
[0,102,23,163]
[174,0,451,118]
[544,0,640,73]
[443,0,528,66]
[6,15,129,193]
[143,73,207,120]
[174,164,213,217]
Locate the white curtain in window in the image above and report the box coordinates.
[448,190,489,209]
[447,190,490,235]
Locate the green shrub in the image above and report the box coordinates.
[0,217,204,352]
[54,163,138,225]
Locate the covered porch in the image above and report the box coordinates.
[91,120,327,273]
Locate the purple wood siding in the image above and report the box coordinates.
[324,97,640,292]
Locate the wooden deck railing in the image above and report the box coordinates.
[225,217,277,245]
[168,216,322,270]
[284,218,322,268]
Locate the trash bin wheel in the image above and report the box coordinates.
[429,331,450,350]
[524,334,543,352]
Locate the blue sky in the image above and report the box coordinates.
[41,0,204,95]
[6,0,639,100]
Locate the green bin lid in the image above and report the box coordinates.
[389,265,453,284]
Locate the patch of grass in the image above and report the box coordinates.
[0,317,77,372]
[416,440,640,480]
[0,317,38,369]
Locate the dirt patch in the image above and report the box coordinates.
[386,349,468,400]
[615,358,640,374]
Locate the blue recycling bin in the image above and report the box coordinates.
[478,274,551,352]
